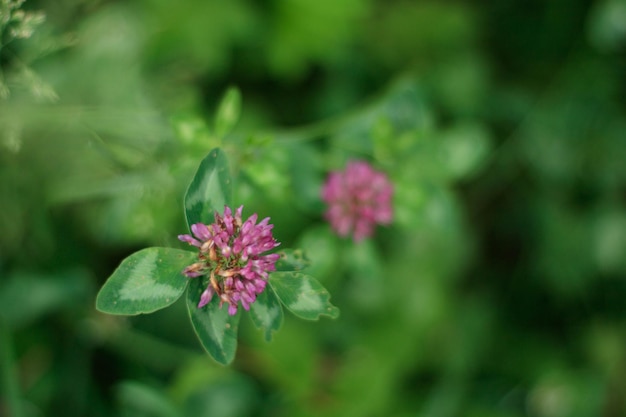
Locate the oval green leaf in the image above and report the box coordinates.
[184,148,232,228]
[186,278,239,365]
[249,287,284,342]
[274,249,311,272]
[269,272,340,320]
[96,247,196,315]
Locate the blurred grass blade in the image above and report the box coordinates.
[0,270,91,328]
[0,321,23,417]
[184,148,232,228]
[96,248,196,315]
[186,278,239,365]
[214,86,242,138]
[116,381,182,417]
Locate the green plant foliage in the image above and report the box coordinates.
[439,122,491,180]
[2,0,626,415]
[266,0,369,77]
[274,248,311,272]
[249,286,284,342]
[0,270,92,328]
[269,272,340,320]
[96,248,196,315]
[186,278,240,366]
[214,86,242,138]
[115,381,182,417]
[184,148,232,228]
[95,147,337,365]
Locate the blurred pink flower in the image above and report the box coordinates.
[321,160,393,242]
[178,206,280,315]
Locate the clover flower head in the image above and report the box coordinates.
[321,160,393,242]
[178,206,280,315]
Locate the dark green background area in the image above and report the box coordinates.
[1,0,625,416]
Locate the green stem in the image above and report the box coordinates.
[270,71,418,144]
[0,320,23,417]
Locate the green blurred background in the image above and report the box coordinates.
[1,0,626,416]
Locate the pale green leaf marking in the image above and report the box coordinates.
[96,247,195,315]
[118,250,181,302]
[249,287,283,341]
[269,272,340,321]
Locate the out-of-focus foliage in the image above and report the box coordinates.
[1,0,625,416]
